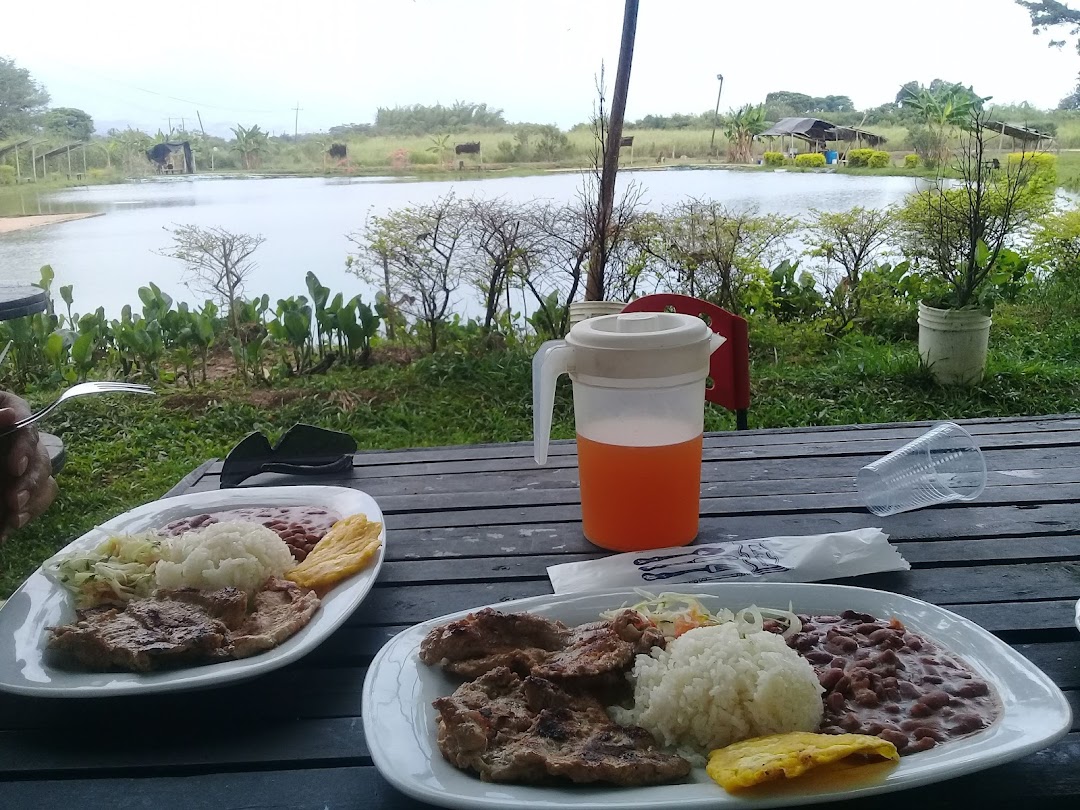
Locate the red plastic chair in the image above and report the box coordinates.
[621,294,750,430]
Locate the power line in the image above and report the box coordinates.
[46,61,285,115]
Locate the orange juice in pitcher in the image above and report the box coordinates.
[577,430,703,551]
[532,313,722,552]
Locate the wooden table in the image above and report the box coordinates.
[2,416,1078,809]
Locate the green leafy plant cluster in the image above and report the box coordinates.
[904,154,919,169]
[794,153,826,168]
[847,149,876,167]
[0,267,381,388]
[867,151,891,168]
[762,151,786,167]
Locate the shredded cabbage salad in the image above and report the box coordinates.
[46,533,163,609]
[600,590,803,640]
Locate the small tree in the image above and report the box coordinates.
[646,200,796,315]
[349,192,465,353]
[464,197,546,333]
[898,112,1053,309]
[160,225,266,335]
[805,206,895,330]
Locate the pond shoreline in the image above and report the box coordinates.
[0,212,104,234]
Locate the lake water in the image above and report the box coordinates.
[0,170,924,318]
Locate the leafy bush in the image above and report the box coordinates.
[867,151,891,168]
[904,154,919,169]
[795,153,826,168]
[1008,152,1056,186]
[1030,207,1080,312]
[768,260,824,322]
[857,261,930,341]
[533,125,572,161]
[0,165,15,184]
[847,148,875,167]
[763,151,785,167]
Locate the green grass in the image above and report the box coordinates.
[3,299,1079,597]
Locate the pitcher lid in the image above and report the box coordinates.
[567,312,711,350]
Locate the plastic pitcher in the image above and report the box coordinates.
[533,312,724,552]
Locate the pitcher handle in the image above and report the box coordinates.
[533,340,572,465]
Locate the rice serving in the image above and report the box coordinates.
[611,623,823,763]
[155,521,295,592]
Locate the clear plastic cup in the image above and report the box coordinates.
[856,422,987,516]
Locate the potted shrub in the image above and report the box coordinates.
[898,114,1053,385]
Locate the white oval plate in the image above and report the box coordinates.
[362,583,1071,810]
[0,485,385,697]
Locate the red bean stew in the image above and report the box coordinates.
[162,506,340,562]
[767,610,1000,755]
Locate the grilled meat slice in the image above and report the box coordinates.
[155,585,249,629]
[419,608,570,677]
[229,577,320,658]
[432,667,691,786]
[420,608,664,681]
[532,609,665,679]
[47,598,232,672]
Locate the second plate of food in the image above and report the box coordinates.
[362,583,1070,810]
[0,485,385,697]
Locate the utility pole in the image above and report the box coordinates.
[585,0,639,302]
[293,102,302,138]
[197,110,207,137]
[709,73,725,158]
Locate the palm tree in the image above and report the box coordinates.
[231,124,269,170]
[901,86,988,167]
[724,104,766,164]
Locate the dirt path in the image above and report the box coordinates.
[0,212,103,234]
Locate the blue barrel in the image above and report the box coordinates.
[825,150,838,164]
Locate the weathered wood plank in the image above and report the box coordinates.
[187,444,1080,496]
[373,548,1080,591]
[363,482,1080,529]
[377,533,1080,568]
[0,665,368,731]
[194,416,1080,475]
[0,640,1075,775]
[0,715,369,775]
[373,506,1080,562]
[6,736,1080,810]
[344,563,1080,626]
[201,464,1080,500]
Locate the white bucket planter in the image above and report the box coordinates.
[917,302,992,386]
[567,301,626,333]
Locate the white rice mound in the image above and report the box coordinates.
[611,623,823,762]
[155,521,295,592]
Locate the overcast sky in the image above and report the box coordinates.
[4,0,1076,136]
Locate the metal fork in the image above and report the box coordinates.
[0,382,156,438]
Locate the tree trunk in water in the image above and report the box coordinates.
[585,0,639,301]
